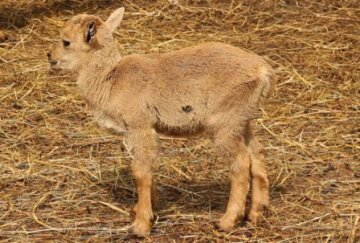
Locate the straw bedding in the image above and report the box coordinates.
[0,0,359,242]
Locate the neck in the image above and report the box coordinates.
[77,44,121,107]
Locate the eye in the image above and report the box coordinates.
[62,40,70,47]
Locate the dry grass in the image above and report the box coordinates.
[0,0,359,242]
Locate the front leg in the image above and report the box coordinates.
[126,128,158,236]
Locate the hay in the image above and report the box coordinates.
[0,0,359,242]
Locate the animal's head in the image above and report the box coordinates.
[48,8,125,71]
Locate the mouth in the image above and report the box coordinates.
[49,60,58,66]
[49,60,62,70]
[47,63,68,76]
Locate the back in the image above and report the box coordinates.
[144,43,273,130]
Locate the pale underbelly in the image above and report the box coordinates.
[92,109,127,134]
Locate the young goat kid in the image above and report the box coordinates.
[48,8,276,235]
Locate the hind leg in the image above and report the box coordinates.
[247,125,269,224]
[214,129,251,231]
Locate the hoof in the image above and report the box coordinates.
[248,211,259,225]
[129,220,151,236]
[216,217,235,232]
[248,203,268,225]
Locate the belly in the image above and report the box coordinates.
[92,109,127,134]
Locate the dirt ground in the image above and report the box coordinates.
[0,0,359,242]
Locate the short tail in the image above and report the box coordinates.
[256,64,277,104]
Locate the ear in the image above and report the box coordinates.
[105,7,125,32]
[85,20,97,44]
